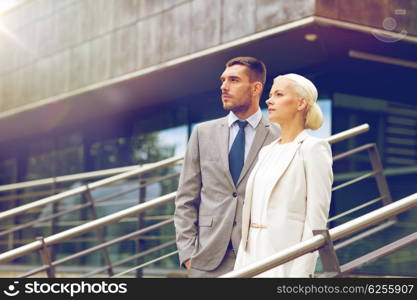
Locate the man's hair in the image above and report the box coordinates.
[225,56,267,85]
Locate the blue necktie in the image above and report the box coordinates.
[229,120,248,185]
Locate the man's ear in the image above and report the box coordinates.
[253,82,263,97]
[298,98,308,111]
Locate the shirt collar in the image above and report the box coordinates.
[227,109,262,129]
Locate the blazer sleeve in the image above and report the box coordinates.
[304,139,333,232]
[291,138,333,276]
[174,126,202,267]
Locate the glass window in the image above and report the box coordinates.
[83,107,188,265]
[310,99,332,138]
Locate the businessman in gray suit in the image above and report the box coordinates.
[174,57,280,277]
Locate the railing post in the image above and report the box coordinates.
[12,190,23,257]
[7,232,13,252]
[136,176,147,278]
[83,187,114,276]
[368,145,395,217]
[36,236,55,278]
[313,229,341,278]
[50,178,59,263]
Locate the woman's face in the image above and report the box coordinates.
[265,78,303,125]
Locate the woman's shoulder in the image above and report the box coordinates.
[302,134,331,154]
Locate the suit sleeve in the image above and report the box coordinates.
[291,139,333,276]
[174,126,202,267]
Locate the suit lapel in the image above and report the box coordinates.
[240,141,275,249]
[264,130,309,203]
[242,130,309,249]
[236,116,270,186]
[218,118,235,187]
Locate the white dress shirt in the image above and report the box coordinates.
[227,109,262,160]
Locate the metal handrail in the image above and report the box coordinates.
[326,124,369,144]
[0,124,368,222]
[327,141,395,254]
[0,166,141,193]
[18,219,174,278]
[0,192,177,263]
[333,220,396,251]
[112,250,179,278]
[0,123,367,195]
[0,171,179,205]
[90,241,177,278]
[0,125,369,237]
[0,156,183,222]
[0,124,371,276]
[0,172,180,237]
[0,189,66,203]
[328,196,384,222]
[220,192,417,277]
[332,171,377,192]
[332,143,375,161]
[337,230,417,276]
[0,202,90,237]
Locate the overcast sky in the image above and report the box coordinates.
[0,0,22,14]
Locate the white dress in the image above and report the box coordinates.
[235,141,294,277]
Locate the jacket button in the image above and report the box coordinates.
[232,192,237,197]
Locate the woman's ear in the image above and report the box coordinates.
[298,98,308,111]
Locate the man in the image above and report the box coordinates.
[174,57,280,277]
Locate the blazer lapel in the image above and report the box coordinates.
[236,116,271,186]
[242,130,309,249]
[240,141,275,249]
[264,130,309,203]
[218,118,235,187]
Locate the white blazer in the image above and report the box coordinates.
[239,130,333,277]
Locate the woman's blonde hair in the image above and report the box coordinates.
[275,73,323,130]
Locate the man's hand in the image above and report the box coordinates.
[184,259,191,271]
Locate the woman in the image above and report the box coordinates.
[234,73,333,277]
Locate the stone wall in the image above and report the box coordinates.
[0,0,316,112]
[1,0,415,113]
[316,0,417,36]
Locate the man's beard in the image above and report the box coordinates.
[223,93,252,115]
[227,101,251,115]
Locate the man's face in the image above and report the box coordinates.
[220,64,254,114]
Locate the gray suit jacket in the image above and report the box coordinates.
[174,115,280,271]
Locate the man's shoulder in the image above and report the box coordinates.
[194,116,227,131]
[268,122,280,136]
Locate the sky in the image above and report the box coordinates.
[0,0,21,14]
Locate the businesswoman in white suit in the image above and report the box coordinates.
[234,73,333,277]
